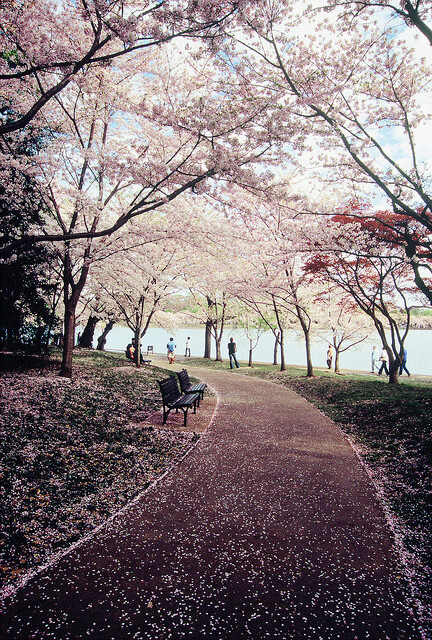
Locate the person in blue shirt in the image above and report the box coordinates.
[399,348,410,376]
[167,337,176,364]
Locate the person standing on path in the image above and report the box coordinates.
[228,337,240,369]
[371,345,380,373]
[399,347,410,376]
[185,337,191,357]
[167,337,176,364]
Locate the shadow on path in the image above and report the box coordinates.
[1,367,422,639]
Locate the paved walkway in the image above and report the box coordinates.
[1,367,422,639]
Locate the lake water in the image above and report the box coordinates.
[90,325,432,377]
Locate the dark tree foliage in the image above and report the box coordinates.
[0,150,58,350]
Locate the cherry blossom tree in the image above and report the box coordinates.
[186,288,230,361]
[0,0,258,136]
[221,185,325,375]
[232,303,267,366]
[1,2,277,261]
[22,38,276,377]
[218,1,432,302]
[305,214,425,383]
[97,239,187,367]
[241,290,289,371]
[319,298,372,373]
[96,318,116,351]
[77,315,100,349]
[326,1,432,46]
[271,255,321,377]
[75,280,120,350]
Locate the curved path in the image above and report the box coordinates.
[1,367,421,639]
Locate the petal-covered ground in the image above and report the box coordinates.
[0,361,425,640]
[0,353,203,590]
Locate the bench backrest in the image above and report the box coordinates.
[158,376,180,404]
[177,369,190,393]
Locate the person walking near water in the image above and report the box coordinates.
[378,348,389,376]
[399,347,410,376]
[371,346,380,373]
[167,337,176,364]
[228,337,240,369]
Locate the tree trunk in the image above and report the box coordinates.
[388,358,399,384]
[296,305,313,377]
[215,337,222,362]
[204,320,212,358]
[279,329,285,371]
[60,300,76,378]
[305,331,313,377]
[132,297,146,368]
[133,329,141,368]
[249,338,253,366]
[334,348,340,373]
[78,315,99,349]
[96,319,115,351]
[59,246,92,378]
[273,331,279,365]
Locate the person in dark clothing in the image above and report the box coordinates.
[399,348,410,376]
[228,337,240,369]
[326,345,333,370]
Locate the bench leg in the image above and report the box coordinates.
[163,408,170,424]
[182,407,188,427]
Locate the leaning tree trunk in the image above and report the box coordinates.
[96,319,115,351]
[78,315,99,349]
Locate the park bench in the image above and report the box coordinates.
[157,376,199,427]
[177,369,207,405]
